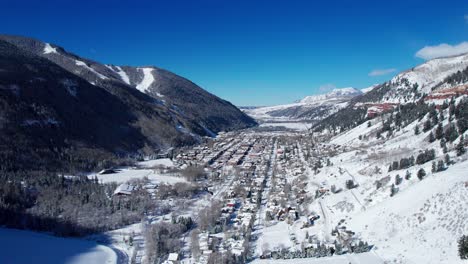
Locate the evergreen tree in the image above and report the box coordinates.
[432,161,437,173]
[395,174,403,185]
[423,119,432,132]
[435,123,443,140]
[429,107,439,126]
[458,119,468,135]
[440,138,447,152]
[429,131,435,143]
[449,100,456,121]
[459,235,468,260]
[439,110,444,121]
[414,125,420,135]
[417,168,426,180]
[445,123,459,142]
[445,154,451,165]
[437,160,445,172]
[405,170,411,180]
[457,135,466,156]
[442,100,449,110]
[390,184,398,197]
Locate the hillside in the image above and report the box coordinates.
[313,53,468,133]
[0,35,255,171]
[309,95,468,263]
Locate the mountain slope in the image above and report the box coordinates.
[0,35,255,171]
[0,35,256,136]
[0,39,199,171]
[115,66,256,133]
[314,92,468,263]
[244,87,362,122]
[313,53,468,133]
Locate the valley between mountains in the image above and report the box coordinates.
[0,36,467,264]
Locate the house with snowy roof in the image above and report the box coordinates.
[113,183,136,196]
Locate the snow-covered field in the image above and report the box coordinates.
[0,228,117,264]
[88,159,185,184]
[137,158,174,168]
[90,168,186,184]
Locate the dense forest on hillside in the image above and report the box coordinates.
[0,170,153,236]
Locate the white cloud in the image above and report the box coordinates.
[319,83,336,92]
[368,68,397,77]
[415,42,468,60]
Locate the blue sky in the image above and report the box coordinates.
[3,0,468,106]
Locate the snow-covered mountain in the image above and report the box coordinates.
[0,35,256,136]
[0,35,256,171]
[304,54,468,262]
[361,84,378,94]
[369,53,468,104]
[299,87,362,104]
[310,95,468,263]
[313,53,468,133]
[244,87,363,122]
[252,52,468,125]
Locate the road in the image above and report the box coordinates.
[252,138,277,256]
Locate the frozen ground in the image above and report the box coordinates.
[0,228,117,264]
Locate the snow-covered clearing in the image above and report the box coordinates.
[347,161,468,264]
[90,167,185,185]
[75,60,108,80]
[137,158,174,168]
[43,43,58,54]
[115,66,130,85]
[105,65,131,85]
[136,68,154,93]
[0,228,117,264]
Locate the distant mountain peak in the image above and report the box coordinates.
[299,87,362,104]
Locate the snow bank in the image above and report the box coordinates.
[0,228,116,264]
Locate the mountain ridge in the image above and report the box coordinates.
[0,35,256,171]
[243,87,363,122]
